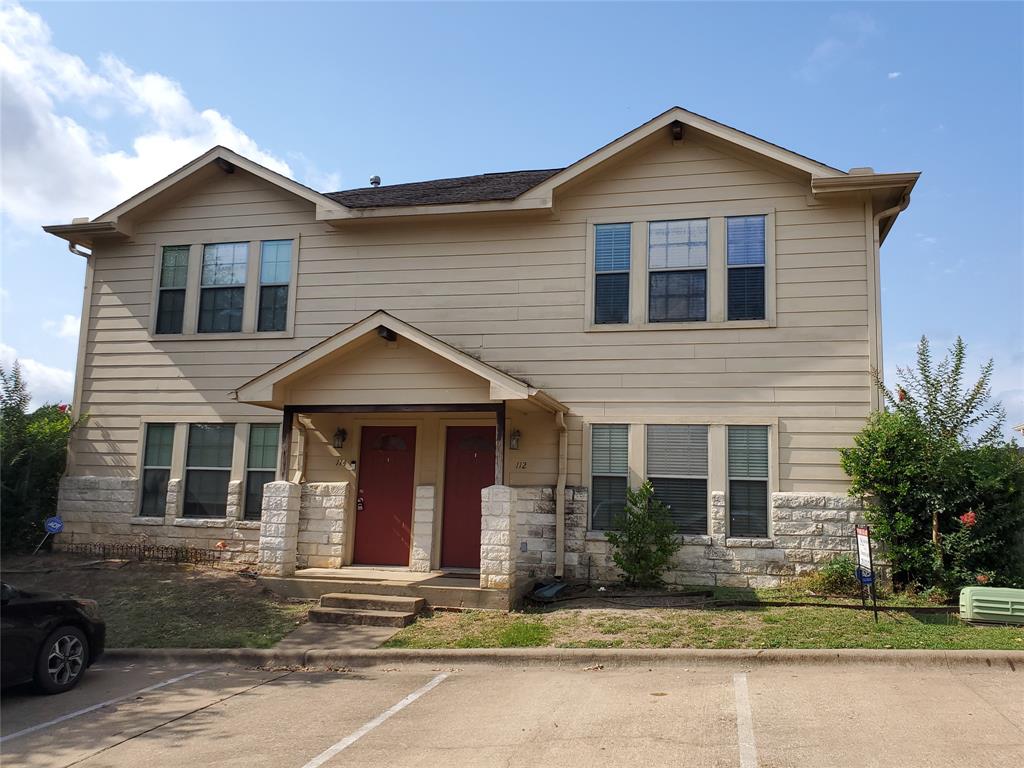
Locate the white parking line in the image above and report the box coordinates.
[300,672,449,768]
[0,668,209,744]
[733,672,758,768]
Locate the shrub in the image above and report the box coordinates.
[605,481,681,588]
[813,555,861,596]
[840,336,1024,591]
[1,363,81,551]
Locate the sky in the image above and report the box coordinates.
[1,1,1021,438]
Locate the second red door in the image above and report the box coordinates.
[441,425,496,569]
[353,426,416,566]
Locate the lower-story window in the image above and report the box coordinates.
[140,423,174,516]
[183,423,235,518]
[591,424,629,530]
[728,425,769,537]
[647,424,708,535]
[244,424,279,520]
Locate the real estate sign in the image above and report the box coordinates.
[855,525,872,572]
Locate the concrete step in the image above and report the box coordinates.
[308,607,418,628]
[260,575,510,610]
[319,592,425,613]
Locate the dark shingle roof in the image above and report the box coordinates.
[325,168,563,209]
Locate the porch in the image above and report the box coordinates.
[232,310,570,605]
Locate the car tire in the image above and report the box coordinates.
[35,625,89,695]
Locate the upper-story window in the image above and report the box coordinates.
[727,215,766,321]
[258,240,291,332]
[198,243,247,333]
[155,246,189,334]
[648,219,707,323]
[647,424,708,534]
[594,224,631,324]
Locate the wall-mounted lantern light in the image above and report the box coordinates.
[509,429,521,451]
[333,428,348,450]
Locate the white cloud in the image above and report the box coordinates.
[0,1,340,229]
[0,342,75,407]
[43,314,80,339]
[887,71,902,80]
[797,13,879,82]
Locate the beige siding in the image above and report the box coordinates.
[73,133,873,493]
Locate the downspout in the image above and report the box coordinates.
[554,411,568,579]
[870,193,910,404]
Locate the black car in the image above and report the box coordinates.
[0,582,106,694]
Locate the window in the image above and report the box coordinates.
[244,424,279,520]
[591,424,628,529]
[646,425,708,534]
[727,215,766,321]
[728,425,769,537]
[258,240,292,332]
[594,224,631,324]
[198,243,247,333]
[648,219,707,322]
[183,424,235,518]
[155,246,188,334]
[140,423,174,516]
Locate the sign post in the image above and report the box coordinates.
[32,516,64,555]
[855,524,878,623]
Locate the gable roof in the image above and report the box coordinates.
[326,169,562,208]
[44,106,918,244]
[233,310,567,412]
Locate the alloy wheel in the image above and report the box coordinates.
[47,633,85,686]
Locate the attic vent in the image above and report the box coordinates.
[370,175,381,187]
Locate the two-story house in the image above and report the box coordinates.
[45,107,917,607]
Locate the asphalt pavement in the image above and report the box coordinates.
[2,657,1021,767]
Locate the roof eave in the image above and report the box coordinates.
[316,195,553,224]
[41,220,130,249]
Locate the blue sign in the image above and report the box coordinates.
[44,516,64,534]
[856,566,874,585]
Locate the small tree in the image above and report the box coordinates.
[605,481,681,588]
[840,336,1024,589]
[1,363,81,551]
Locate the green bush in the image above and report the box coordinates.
[840,337,1024,591]
[605,481,681,588]
[812,555,861,596]
[1,363,81,551]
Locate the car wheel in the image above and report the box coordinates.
[35,626,89,694]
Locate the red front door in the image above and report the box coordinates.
[441,425,496,569]
[354,426,416,566]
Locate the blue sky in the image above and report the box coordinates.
[1,1,1021,437]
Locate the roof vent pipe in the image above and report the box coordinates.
[369,175,381,187]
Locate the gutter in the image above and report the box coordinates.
[554,411,568,579]
[869,193,911,401]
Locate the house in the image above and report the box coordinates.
[45,107,917,607]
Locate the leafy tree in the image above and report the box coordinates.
[1,363,80,551]
[841,337,1023,589]
[605,481,681,588]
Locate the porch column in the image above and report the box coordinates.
[409,485,435,572]
[495,402,505,485]
[480,485,518,591]
[257,481,301,576]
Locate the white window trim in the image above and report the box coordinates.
[148,232,300,340]
[584,203,776,332]
[583,416,778,540]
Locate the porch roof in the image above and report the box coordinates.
[231,310,567,412]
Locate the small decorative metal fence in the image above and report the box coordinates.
[62,542,221,565]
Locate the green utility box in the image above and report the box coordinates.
[959,586,1024,625]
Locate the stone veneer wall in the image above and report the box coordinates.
[296,482,349,569]
[409,485,435,573]
[515,487,870,590]
[56,475,262,563]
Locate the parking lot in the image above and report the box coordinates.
[2,658,1021,767]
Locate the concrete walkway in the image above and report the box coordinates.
[272,622,398,652]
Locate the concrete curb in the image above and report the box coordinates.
[103,647,1024,670]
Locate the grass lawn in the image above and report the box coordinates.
[384,604,1024,651]
[1,553,308,648]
